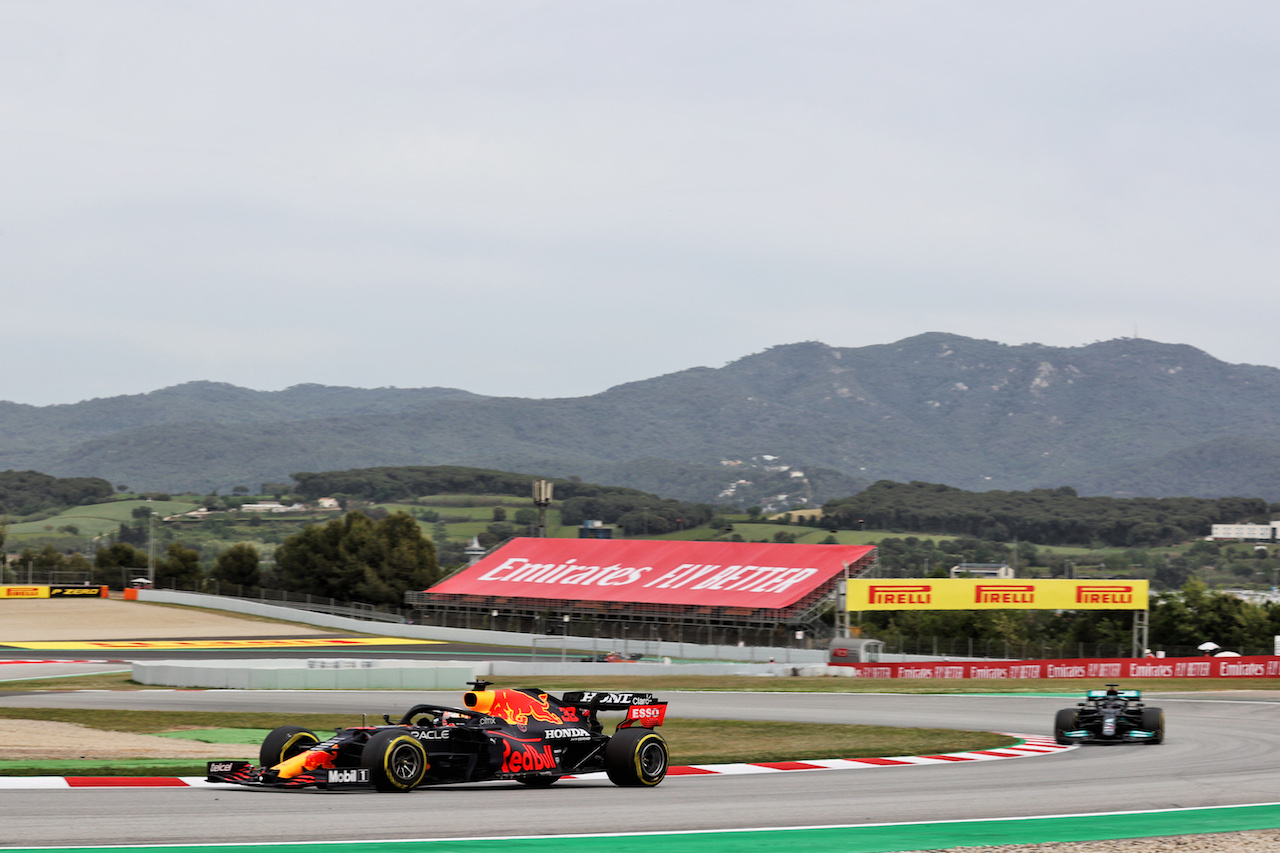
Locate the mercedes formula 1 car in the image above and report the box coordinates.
[1053,684,1164,745]
[206,681,669,792]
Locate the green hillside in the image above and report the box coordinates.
[6,499,200,539]
[8,335,1280,503]
[5,464,1279,599]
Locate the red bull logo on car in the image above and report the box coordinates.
[464,688,563,725]
[301,750,336,771]
[501,739,556,773]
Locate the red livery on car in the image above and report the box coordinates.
[206,681,669,792]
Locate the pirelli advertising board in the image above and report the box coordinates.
[845,578,1148,611]
[0,585,109,599]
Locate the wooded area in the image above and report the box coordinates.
[822,480,1268,546]
[0,470,114,516]
[291,465,652,503]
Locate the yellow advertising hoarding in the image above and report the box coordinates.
[1,585,107,599]
[1,585,50,599]
[845,578,1149,611]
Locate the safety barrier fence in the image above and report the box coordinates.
[876,634,1275,660]
[147,577,408,623]
[109,580,1276,661]
[829,654,1280,679]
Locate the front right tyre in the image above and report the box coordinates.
[259,725,319,768]
[1053,708,1077,745]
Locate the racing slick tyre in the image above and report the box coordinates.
[516,775,561,787]
[1053,709,1077,745]
[604,727,668,787]
[1141,707,1165,744]
[259,725,320,768]
[362,729,429,792]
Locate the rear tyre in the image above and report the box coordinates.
[362,729,429,792]
[259,725,319,767]
[1141,707,1165,744]
[1053,709,1077,745]
[604,727,668,787]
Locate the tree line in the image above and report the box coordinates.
[0,470,114,516]
[291,465,718,536]
[7,510,440,609]
[290,465,656,504]
[558,494,715,535]
[822,480,1268,547]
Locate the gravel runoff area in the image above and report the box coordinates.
[3,599,1278,850]
[0,597,339,642]
[0,720,255,760]
[0,597,336,759]
[901,833,1280,852]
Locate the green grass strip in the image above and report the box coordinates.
[0,759,208,775]
[8,803,1280,853]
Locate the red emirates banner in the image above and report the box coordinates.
[428,538,876,609]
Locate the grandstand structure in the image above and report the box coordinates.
[405,538,878,647]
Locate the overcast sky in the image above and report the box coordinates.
[4,2,1279,406]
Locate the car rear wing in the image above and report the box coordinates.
[560,691,662,711]
[1086,689,1140,699]
[561,691,667,728]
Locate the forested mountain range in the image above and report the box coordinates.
[5,333,1280,504]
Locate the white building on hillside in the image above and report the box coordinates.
[240,501,304,513]
[950,562,1015,579]
[1210,522,1280,541]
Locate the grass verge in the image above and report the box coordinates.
[1,671,1249,776]
[0,708,1018,776]
[0,707,364,733]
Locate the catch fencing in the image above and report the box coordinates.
[150,577,408,623]
[830,655,1280,679]
[878,634,1276,660]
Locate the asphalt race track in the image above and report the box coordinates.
[1,688,1278,847]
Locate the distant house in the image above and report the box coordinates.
[240,501,304,513]
[318,497,340,510]
[1210,522,1278,542]
[578,520,614,539]
[950,562,1014,579]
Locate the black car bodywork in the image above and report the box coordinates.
[1053,684,1164,745]
[206,681,669,792]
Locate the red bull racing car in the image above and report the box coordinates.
[205,681,669,792]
